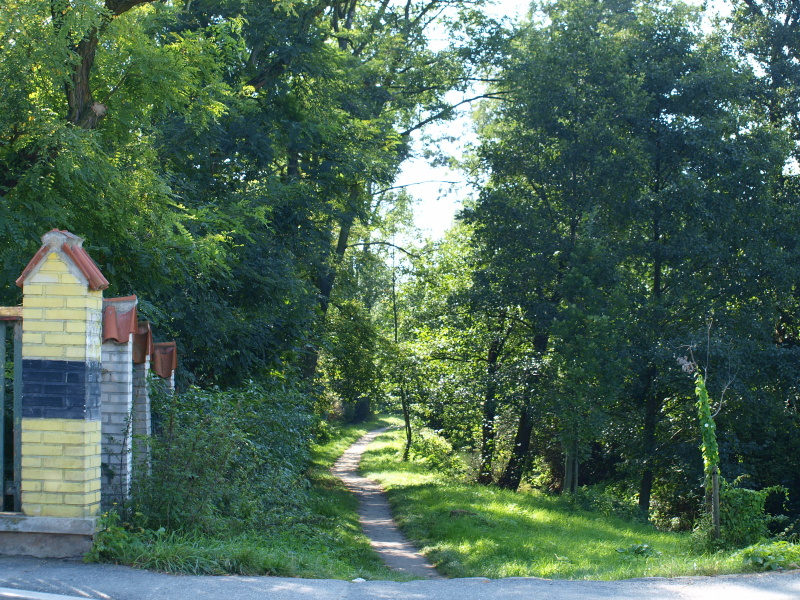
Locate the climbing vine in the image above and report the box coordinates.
[694,372,719,487]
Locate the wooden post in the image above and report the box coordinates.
[712,465,720,540]
[13,320,22,512]
[0,323,5,508]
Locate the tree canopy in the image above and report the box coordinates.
[3,0,800,530]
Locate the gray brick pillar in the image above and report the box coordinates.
[100,296,137,507]
[132,321,153,468]
[132,362,150,440]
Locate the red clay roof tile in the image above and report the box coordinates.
[103,296,138,344]
[16,229,109,291]
[132,320,154,364]
[152,341,178,380]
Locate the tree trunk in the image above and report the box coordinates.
[52,1,158,130]
[497,334,547,490]
[563,452,573,494]
[497,403,534,490]
[401,384,412,461]
[638,468,654,514]
[638,215,664,516]
[66,34,103,128]
[573,447,579,491]
[563,440,579,494]
[638,365,659,515]
[477,336,503,485]
[301,204,357,382]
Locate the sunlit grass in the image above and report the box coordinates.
[360,428,746,580]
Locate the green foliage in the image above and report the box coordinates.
[1,0,502,390]
[410,428,468,478]
[694,373,719,483]
[737,541,800,572]
[693,481,788,550]
[131,381,313,533]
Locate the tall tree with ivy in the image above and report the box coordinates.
[468,0,793,512]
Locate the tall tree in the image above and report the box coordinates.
[468,0,792,514]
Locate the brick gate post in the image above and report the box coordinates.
[15,230,108,519]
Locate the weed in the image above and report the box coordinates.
[616,543,661,559]
[736,541,800,572]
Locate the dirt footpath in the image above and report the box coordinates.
[331,427,440,579]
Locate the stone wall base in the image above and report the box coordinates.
[0,514,95,558]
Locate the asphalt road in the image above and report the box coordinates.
[1,556,800,600]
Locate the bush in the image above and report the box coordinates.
[737,541,800,571]
[565,485,646,523]
[692,480,787,550]
[130,380,313,533]
[410,428,467,478]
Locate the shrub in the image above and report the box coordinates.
[692,480,787,550]
[410,428,467,478]
[737,540,800,571]
[130,380,313,533]
[566,485,646,523]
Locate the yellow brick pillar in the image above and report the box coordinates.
[15,230,109,518]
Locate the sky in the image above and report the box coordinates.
[396,0,732,241]
[394,0,527,241]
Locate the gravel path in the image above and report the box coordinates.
[331,427,440,579]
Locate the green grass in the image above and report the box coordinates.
[89,414,412,581]
[91,416,799,579]
[360,427,751,580]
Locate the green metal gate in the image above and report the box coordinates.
[1,307,22,512]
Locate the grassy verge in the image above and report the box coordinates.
[89,414,408,580]
[360,427,759,580]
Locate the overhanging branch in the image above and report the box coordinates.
[400,92,511,136]
[346,241,420,258]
